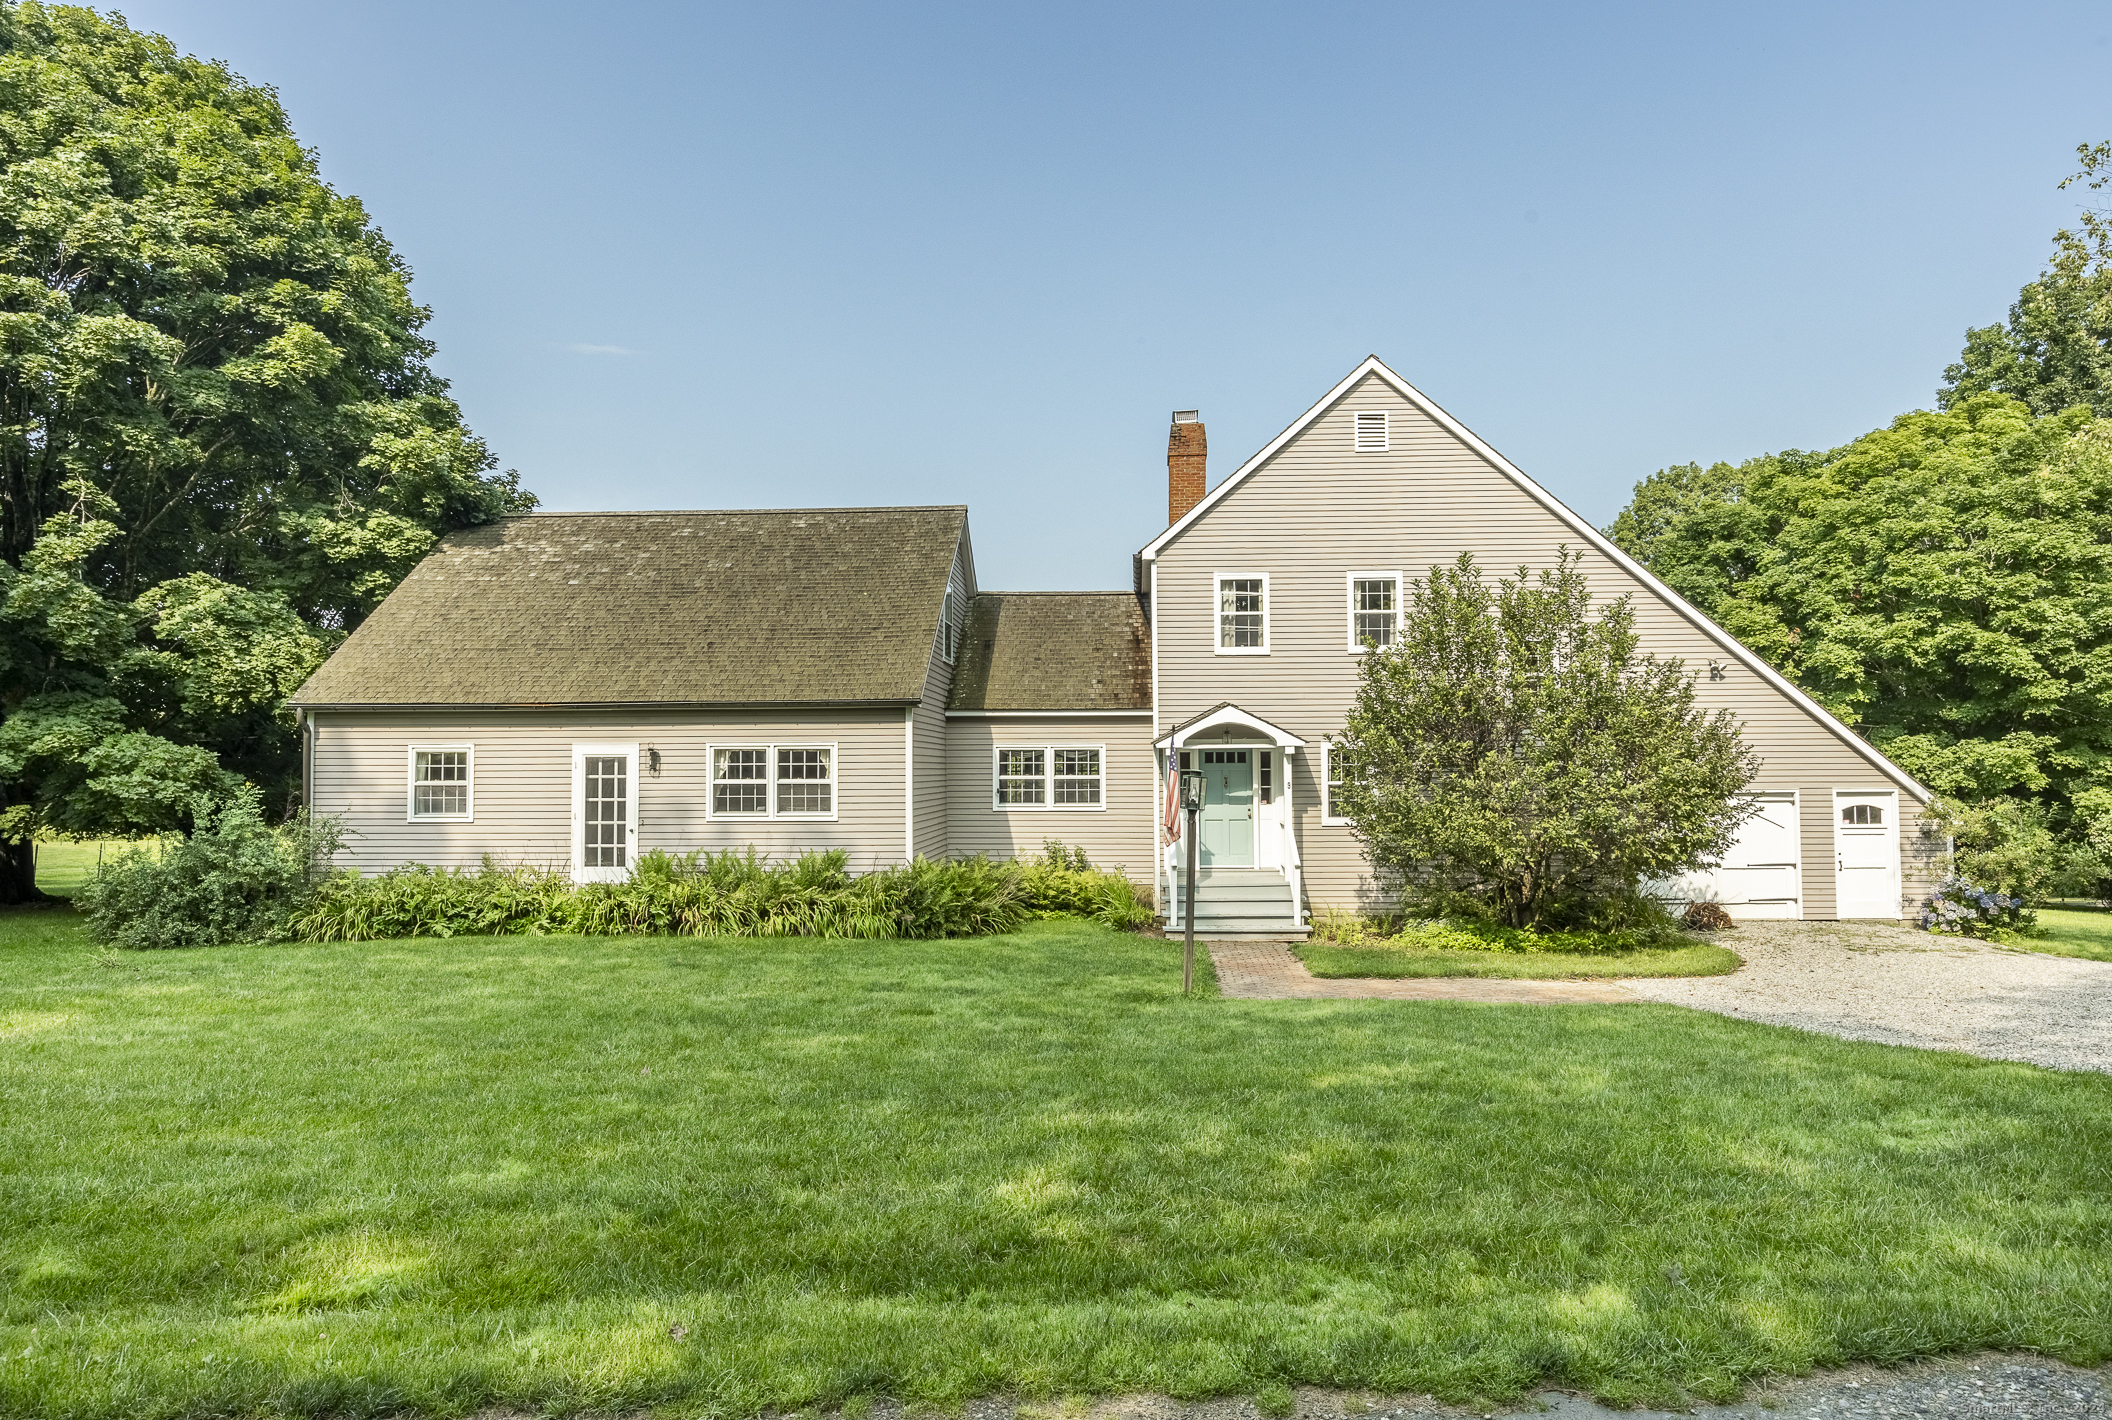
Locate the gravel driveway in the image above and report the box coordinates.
[1628,920,2112,1075]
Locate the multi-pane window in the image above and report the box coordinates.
[409,747,472,819]
[1351,575,1398,649]
[937,590,960,663]
[995,746,1104,810]
[1053,748,1102,805]
[1323,745,1348,824]
[713,748,769,815]
[1217,576,1266,651]
[582,754,629,868]
[776,747,834,815]
[996,748,1046,805]
[1841,803,1883,826]
[711,744,837,817]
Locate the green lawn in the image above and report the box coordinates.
[4,910,2110,1418]
[1297,940,1741,979]
[2027,905,2112,963]
[30,839,130,896]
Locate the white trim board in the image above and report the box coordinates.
[1136,355,1934,802]
[945,709,1153,718]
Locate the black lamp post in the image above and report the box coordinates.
[1179,767,1206,994]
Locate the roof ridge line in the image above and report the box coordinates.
[503,505,970,518]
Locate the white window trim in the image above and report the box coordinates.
[405,743,475,823]
[571,742,639,884]
[1353,409,1390,452]
[704,741,842,822]
[1213,572,1270,656]
[1345,570,1403,654]
[937,590,959,664]
[991,743,1108,812]
[1321,741,1351,826]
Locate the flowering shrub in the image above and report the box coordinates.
[1919,876,2032,938]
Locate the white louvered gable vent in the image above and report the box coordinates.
[1353,410,1389,452]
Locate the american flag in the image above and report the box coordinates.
[1163,754,1182,842]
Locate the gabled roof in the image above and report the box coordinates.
[1154,702,1306,749]
[291,507,966,708]
[1138,356,1935,800]
[946,593,1151,712]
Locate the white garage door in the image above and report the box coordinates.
[1652,791,1802,919]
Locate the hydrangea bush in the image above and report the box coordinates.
[1919,876,2032,938]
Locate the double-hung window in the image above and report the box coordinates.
[993,745,1104,810]
[406,745,473,821]
[1348,571,1401,651]
[709,743,837,819]
[937,590,961,663]
[1322,742,1351,825]
[1215,573,1269,653]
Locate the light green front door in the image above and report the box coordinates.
[1198,749,1254,867]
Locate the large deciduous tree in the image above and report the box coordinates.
[1942,142,2112,418]
[0,2,533,899]
[1331,552,1759,930]
[1608,399,2112,816]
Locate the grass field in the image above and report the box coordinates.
[29,839,132,895]
[3,909,2109,1418]
[1296,940,1741,979]
[2027,905,2112,963]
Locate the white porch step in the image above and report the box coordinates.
[1164,867,1307,939]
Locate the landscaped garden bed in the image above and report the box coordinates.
[3,907,2108,1417]
[1295,913,1742,979]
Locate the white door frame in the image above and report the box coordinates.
[1832,788,1900,919]
[571,741,640,883]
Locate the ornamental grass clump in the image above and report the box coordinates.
[290,844,1152,943]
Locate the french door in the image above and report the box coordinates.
[572,742,639,883]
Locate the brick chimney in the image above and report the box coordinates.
[1168,410,1205,524]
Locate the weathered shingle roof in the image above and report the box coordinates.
[291,508,966,707]
[947,593,1151,712]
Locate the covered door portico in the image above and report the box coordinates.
[1155,703,1307,932]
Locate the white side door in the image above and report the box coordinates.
[1834,789,1899,919]
[572,742,640,883]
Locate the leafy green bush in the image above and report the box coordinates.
[290,843,1153,943]
[1017,841,1155,930]
[1310,906,1683,955]
[1931,795,2059,903]
[76,787,339,949]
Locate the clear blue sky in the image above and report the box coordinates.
[117,1,2111,590]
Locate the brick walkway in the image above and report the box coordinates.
[1207,941,1642,1003]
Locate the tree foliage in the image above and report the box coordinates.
[1331,552,1759,930]
[1608,399,2112,815]
[1942,142,2112,418]
[0,3,532,896]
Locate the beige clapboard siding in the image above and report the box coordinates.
[1153,372,1932,918]
[945,716,1158,879]
[313,707,908,875]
